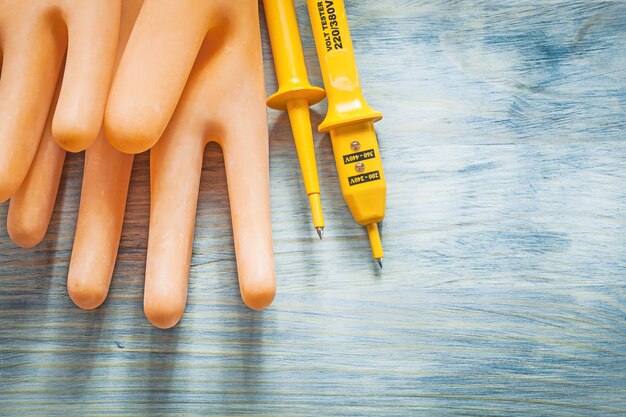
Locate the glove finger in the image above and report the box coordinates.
[144,126,205,328]
[67,135,134,309]
[7,72,66,248]
[0,20,66,202]
[216,3,275,310]
[52,0,121,152]
[104,0,213,154]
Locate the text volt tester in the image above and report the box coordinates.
[306,0,387,267]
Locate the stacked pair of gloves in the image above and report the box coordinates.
[0,0,275,328]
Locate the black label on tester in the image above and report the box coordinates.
[348,171,381,186]
[343,149,376,164]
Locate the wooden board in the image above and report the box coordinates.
[1,1,625,415]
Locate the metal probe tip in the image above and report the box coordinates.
[316,227,324,240]
[377,258,383,269]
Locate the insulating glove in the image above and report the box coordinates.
[7,0,275,329]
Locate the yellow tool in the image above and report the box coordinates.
[306,0,386,267]
[264,0,327,239]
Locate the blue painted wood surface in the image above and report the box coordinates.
[1,1,625,415]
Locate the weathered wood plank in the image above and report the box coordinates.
[1,0,625,415]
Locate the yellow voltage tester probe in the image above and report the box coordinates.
[306,0,386,267]
[264,0,327,239]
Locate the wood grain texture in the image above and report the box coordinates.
[1,1,625,415]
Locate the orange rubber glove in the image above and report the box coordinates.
[7,0,275,329]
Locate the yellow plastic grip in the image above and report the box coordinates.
[305,0,382,131]
[266,0,326,110]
